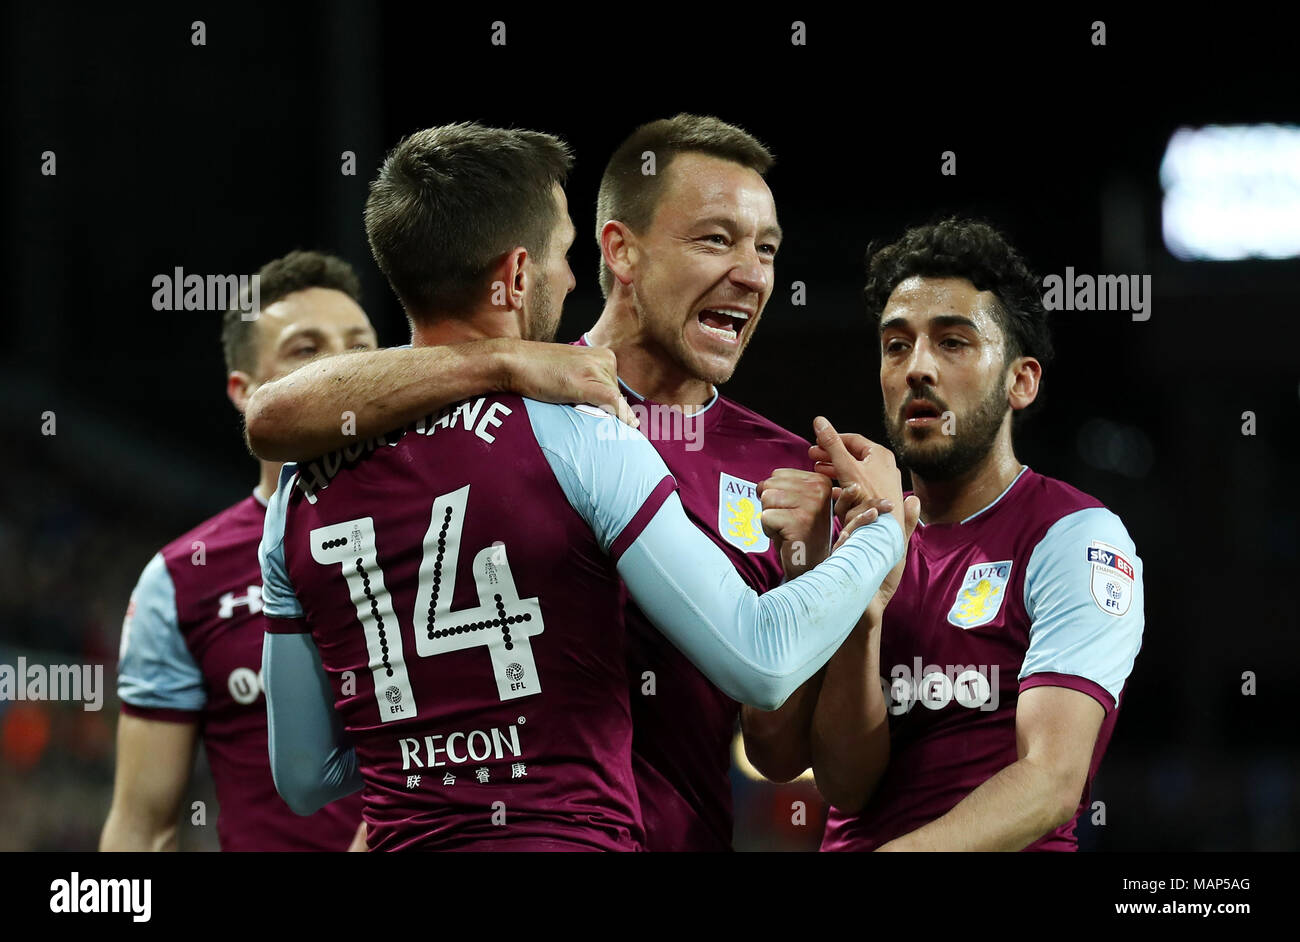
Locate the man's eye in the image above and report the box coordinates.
[759,243,778,256]
[940,337,966,349]
[292,346,317,357]
[885,340,909,353]
[704,234,728,245]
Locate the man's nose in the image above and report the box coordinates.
[729,244,769,295]
[905,338,939,389]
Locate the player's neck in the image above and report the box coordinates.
[255,460,282,504]
[911,439,1024,527]
[587,303,715,411]
[409,309,522,348]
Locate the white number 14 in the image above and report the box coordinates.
[309,484,545,724]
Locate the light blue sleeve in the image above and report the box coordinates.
[263,632,362,815]
[1020,507,1145,708]
[523,399,674,552]
[117,553,206,713]
[524,398,906,710]
[619,499,903,709]
[259,462,304,620]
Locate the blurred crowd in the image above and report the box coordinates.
[0,452,219,851]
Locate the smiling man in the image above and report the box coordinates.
[242,115,853,851]
[584,121,781,389]
[583,117,846,851]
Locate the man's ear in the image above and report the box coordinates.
[1007,356,1042,412]
[227,371,256,414]
[492,247,529,312]
[600,220,637,289]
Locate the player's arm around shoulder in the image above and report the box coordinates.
[101,553,202,851]
[244,339,635,461]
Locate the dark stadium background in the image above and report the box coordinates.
[3,5,1296,851]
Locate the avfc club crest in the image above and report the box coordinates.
[947,560,1014,629]
[1086,541,1134,616]
[718,472,770,554]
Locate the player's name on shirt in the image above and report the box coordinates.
[294,398,514,502]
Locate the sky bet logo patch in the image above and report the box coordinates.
[1087,541,1134,616]
[947,560,1013,629]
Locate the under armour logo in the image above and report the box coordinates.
[218,585,263,619]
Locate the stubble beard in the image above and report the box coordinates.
[884,379,1009,482]
[526,278,560,343]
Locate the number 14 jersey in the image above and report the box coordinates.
[260,395,678,851]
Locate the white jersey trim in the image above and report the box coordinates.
[917,466,1030,529]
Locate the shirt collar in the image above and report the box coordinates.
[916,466,1029,528]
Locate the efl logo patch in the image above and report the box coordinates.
[1087,541,1134,616]
[718,472,769,554]
[947,560,1013,629]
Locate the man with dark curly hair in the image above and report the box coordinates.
[765,218,1146,851]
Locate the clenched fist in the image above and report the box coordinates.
[758,469,833,578]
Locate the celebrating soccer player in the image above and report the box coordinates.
[802,219,1145,851]
[257,123,912,851]
[245,115,884,851]
[101,251,374,851]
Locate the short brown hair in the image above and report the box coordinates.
[595,114,774,297]
[364,122,574,321]
[221,250,362,374]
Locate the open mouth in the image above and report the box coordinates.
[696,308,751,343]
[904,399,944,427]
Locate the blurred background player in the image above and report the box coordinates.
[802,219,1145,851]
[244,114,856,851]
[258,123,909,851]
[100,251,374,851]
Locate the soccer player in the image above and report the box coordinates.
[802,219,1145,851]
[244,115,869,851]
[101,251,374,851]
[258,123,911,851]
